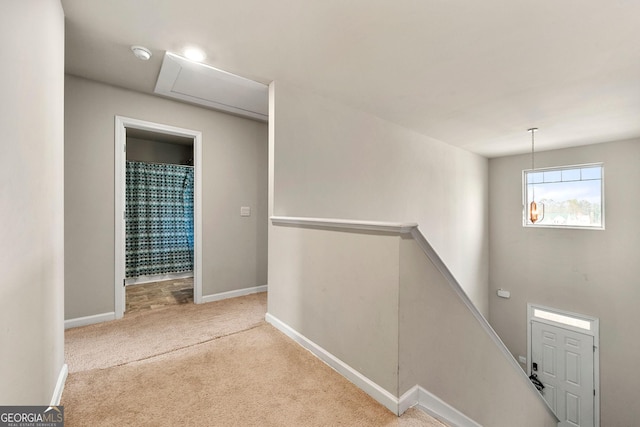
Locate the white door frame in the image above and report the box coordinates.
[527,303,600,427]
[114,116,203,318]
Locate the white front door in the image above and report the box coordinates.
[531,321,594,427]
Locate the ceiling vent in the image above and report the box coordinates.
[154,52,268,121]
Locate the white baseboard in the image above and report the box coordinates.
[50,363,68,406]
[398,386,420,414]
[64,312,115,329]
[265,312,399,415]
[400,385,481,427]
[265,313,480,424]
[201,285,267,304]
[65,285,267,328]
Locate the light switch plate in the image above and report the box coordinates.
[240,206,251,217]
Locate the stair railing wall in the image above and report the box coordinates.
[267,216,558,427]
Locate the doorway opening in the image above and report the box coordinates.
[115,116,203,319]
[527,304,600,427]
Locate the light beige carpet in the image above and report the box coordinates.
[65,292,267,372]
[63,293,446,426]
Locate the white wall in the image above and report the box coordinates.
[65,76,268,319]
[489,138,640,427]
[0,0,65,404]
[271,81,489,315]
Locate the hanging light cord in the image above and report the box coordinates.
[529,128,537,201]
[531,129,535,170]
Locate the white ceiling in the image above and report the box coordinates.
[62,0,640,158]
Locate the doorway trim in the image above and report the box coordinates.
[114,116,203,318]
[527,303,600,427]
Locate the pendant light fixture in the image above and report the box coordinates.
[528,128,544,223]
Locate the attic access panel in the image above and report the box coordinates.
[155,52,268,121]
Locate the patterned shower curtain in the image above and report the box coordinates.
[126,161,194,278]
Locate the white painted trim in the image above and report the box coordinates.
[265,312,399,415]
[64,312,116,329]
[114,116,203,318]
[49,364,68,406]
[398,386,420,415]
[270,216,418,234]
[399,386,482,426]
[201,285,268,304]
[193,129,203,305]
[414,386,482,427]
[114,116,126,318]
[266,310,482,424]
[267,82,275,219]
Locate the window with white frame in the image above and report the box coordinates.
[523,164,604,229]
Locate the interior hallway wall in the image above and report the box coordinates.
[0,0,65,404]
[65,75,268,320]
[489,138,640,426]
[270,81,489,314]
[126,137,193,165]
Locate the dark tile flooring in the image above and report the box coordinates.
[125,277,194,314]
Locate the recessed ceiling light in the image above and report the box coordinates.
[184,47,206,62]
[131,45,152,61]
